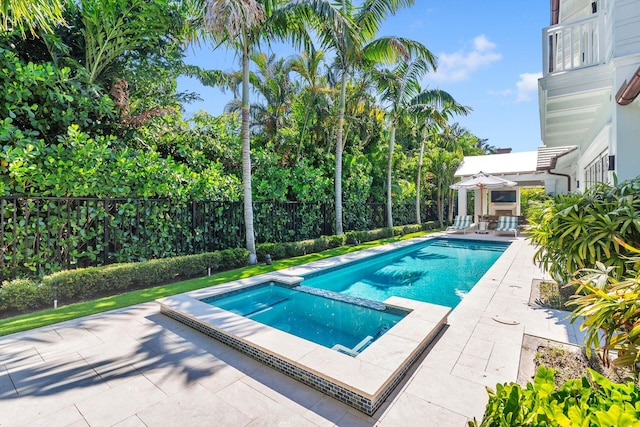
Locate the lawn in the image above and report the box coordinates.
[0,231,435,336]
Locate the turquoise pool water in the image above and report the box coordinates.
[202,283,406,355]
[301,238,508,308]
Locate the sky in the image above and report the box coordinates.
[177,1,549,153]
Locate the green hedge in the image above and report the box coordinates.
[1,223,431,313]
[0,248,248,312]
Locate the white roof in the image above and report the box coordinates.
[455,151,538,177]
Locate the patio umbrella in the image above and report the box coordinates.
[450,171,517,218]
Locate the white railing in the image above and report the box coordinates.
[542,12,608,76]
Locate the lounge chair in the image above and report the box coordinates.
[495,216,519,237]
[446,215,473,234]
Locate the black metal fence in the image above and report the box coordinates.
[0,197,436,280]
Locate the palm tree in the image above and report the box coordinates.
[316,0,430,235]
[1,0,65,36]
[373,58,435,229]
[203,0,349,264]
[409,89,471,223]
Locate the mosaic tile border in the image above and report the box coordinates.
[160,304,442,415]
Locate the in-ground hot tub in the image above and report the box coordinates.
[202,282,407,356]
[158,272,450,415]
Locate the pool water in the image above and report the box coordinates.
[301,238,508,308]
[203,283,406,355]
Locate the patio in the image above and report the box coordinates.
[0,235,585,426]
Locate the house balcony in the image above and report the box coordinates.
[542,11,611,77]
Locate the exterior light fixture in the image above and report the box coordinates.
[608,155,616,171]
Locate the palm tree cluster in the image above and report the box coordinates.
[3,0,491,264]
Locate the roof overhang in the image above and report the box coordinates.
[536,145,579,171]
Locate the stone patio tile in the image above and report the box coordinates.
[215,378,279,419]
[7,351,109,400]
[0,394,82,427]
[302,394,353,426]
[334,410,376,427]
[456,352,489,371]
[239,365,326,415]
[0,366,18,399]
[379,391,467,427]
[24,404,85,427]
[134,351,223,395]
[451,363,512,388]
[407,366,488,419]
[137,383,251,427]
[113,415,147,427]
[0,346,44,370]
[435,327,472,353]
[75,375,167,426]
[462,336,494,360]
[246,405,319,426]
[419,345,461,373]
[194,358,253,394]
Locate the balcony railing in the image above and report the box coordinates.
[542,12,608,76]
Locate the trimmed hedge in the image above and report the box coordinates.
[0,248,248,312]
[1,223,434,313]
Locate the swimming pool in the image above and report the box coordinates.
[158,235,508,414]
[302,238,508,307]
[202,282,406,355]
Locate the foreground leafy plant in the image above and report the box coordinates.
[471,366,640,426]
[568,239,640,368]
[527,177,640,284]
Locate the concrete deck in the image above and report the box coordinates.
[0,235,585,426]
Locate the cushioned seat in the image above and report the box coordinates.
[446,215,473,234]
[495,216,519,237]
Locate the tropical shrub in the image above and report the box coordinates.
[471,366,640,426]
[520,187,551,219]
[568,240,640,368]
[527,177,640,283]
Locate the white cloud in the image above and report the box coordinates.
[515,72,543,102]
[488,89,513,97]
[431,35,502,82]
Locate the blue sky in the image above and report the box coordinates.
[177,1,548,153]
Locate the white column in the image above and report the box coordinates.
[457,188,467,218]
[544,179,557,196]
[474,189,481,223]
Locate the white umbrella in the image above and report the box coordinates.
[450,171,517,218]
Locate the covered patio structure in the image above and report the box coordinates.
[453,149,576,223]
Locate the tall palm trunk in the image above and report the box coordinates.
[335,70,347,235]
[241,38,257,264]
[386,123,396,229]
[415,126,427,224]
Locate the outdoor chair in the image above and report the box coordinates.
[446,215,473,234]
[495,216,519,237]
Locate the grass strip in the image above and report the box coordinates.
[0,231,436,336]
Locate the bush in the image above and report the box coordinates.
[256,243,286,262]
[345,227,394,245]
[421,221,437,231]
[0,249,245,313]
[402,224,423,235]
[527,177,640,283]
[471,365,640,426]
[0,278,53,311]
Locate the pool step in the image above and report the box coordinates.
[239,298,289,317]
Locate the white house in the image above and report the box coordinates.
[538,0,640,191]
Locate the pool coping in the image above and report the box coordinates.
[157,235,454,415]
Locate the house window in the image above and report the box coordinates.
[584,151,609,188]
